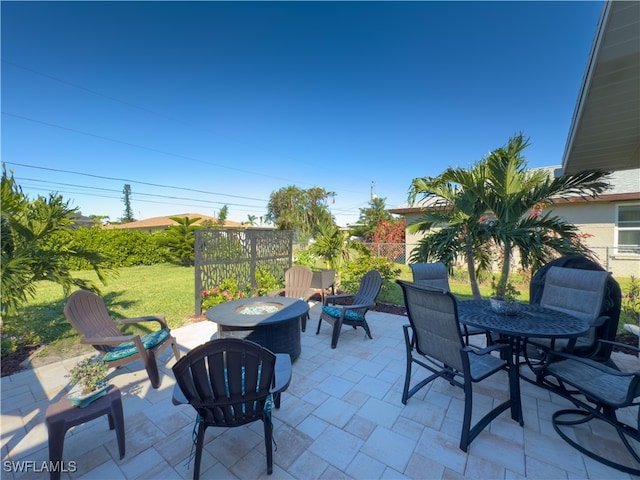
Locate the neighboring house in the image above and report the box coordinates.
[104,213,242,233]
[389,167,640,277]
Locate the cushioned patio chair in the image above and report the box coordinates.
[172,338,292,478]
[528,256,622,363]
[537,339,640,475]
[268,265,315,331]
[397,280,520,452]
[64,290,180,389]
[316,270,382,348]
[410,262,487,346]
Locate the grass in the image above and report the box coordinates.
[3,263,636,367]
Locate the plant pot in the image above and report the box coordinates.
[490,297,520,316]
[67,383,111,408]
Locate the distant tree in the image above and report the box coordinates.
[266,185,335,241]
[354,197,394,240]
[1,167,107,316]
[245,214,257,226]
[215,205,229,228]
[121,184,134,223]
[163,216,202,265]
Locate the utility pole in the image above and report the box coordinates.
[371,181,377,201]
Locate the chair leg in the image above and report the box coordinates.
[171,340,181,361]
[144,352,161,389]
[460,381,473,452]
[263,417,274,474]
[331,319,343,349]
[361,320,373,340]
[193,422,206,480]
[301,313,308,332]
[315,315,323,335]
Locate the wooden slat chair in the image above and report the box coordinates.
[397,280,520,451]
[316,270,382,348]
[64,290,180,389]
[537,340,640,475]
[172,339,292,479]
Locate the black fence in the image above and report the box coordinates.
[194,229,293,316]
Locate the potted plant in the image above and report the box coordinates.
[489,278,521,315]
[67,357,110,408]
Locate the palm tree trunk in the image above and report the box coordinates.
[465,234,482,300]
[498,243,512,298]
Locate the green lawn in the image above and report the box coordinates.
[3,263,635,367]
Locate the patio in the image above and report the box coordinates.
[2,302,639,479]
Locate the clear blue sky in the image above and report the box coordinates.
[2,1,604,226]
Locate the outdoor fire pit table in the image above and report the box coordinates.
[205,297,308,361]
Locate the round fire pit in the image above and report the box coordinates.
[205,297,308,361]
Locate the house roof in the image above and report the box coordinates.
[561,1,640,174]
[104,213,242,230]
[389,167,640,214]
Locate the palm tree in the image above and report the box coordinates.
[1,167,106,316]
[409,161,491,299]
[477,134,610,298]
[408,133,611,300]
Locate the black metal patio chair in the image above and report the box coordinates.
[397,280,521,452]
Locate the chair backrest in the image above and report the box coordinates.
[409,262,450,291]
[172,338,276,427]
[64,290,124,353]
[532,257,621,361]
[397,280,464,372]
[283,265,313,299]
[353,270,383,307]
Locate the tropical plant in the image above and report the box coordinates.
[409,159,492,299]
[477,133,610,298]
[308,221,369,280]
[354,197,395,239]
[408,133,611,300]
[68,357,108,395]
[1,167,107,316]
[254,266,281,296]
[163,216,201,265]
[266,185,336,241]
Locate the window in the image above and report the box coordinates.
[617,204,640,253]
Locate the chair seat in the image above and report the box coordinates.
[545,358,636,407]
[468,351,506,381]
[322,305,365,322]
[103,328,170,362]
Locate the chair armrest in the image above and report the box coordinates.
[591,315,609,327]
[595,339,640,354]
[117,315,169,329]
[81,334,136,345]
[463,343,510,357]
[545,349,639,377]
[324,293,354,306]
[272,353,292,394]
[339,302,375,311]
[171,383,189,406]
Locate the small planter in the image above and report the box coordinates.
[67,382,111,408]
[490,297,520,316]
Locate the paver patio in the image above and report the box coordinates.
[2,303,639,479]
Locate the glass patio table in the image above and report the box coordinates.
[457,299,590,425]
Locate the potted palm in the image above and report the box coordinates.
[67,357,110,408]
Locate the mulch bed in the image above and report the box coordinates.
[1,345,41,377]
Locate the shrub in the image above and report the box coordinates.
[341,255,401,298]
[254,267,281,296]
[201,278,248,311]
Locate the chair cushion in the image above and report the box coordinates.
[322,306,365,322]
[103,328,170,362]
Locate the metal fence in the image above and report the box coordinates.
[294,242,640,278]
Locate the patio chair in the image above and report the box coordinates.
[537,339,640,475]
[268,265,315,331]
[64,290,180,389]
[172,338,292,478]
[397,280,520,452]
[410,262,487,346]
[527,258,620,363]
[316,270,382,348]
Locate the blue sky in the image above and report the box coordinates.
[2,1,604,226]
